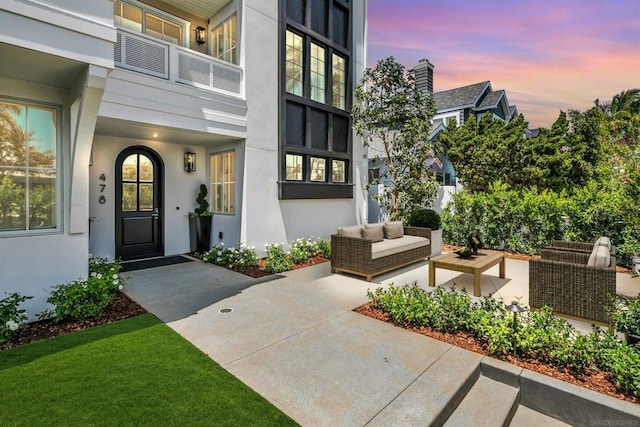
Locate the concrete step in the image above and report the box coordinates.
[509,405,570,426]
[443,375,519,427]
[366,346,483,426]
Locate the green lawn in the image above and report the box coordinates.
[0,314,297,426]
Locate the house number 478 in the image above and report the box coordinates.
[99,173,106,204]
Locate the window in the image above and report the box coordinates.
[310,157,326,181]
[210,151,235,214]
[310,43,326,104]
[114,0,185,46]
[332,160,346,182]
[0,100,59,232]
[286,154,303,180]
[280,0,353,199]
[286,30,304,96]
[121,153,154,211]
[212,14,237,64]
[332,54,346,109]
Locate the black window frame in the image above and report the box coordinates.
[279,0,353,200]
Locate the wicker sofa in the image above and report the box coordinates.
[331,222,432,281]
[529,238,616,325]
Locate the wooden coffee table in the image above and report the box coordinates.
[428,252,505,297]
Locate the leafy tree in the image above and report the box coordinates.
[352,57,438,219]
[440,113,528,192]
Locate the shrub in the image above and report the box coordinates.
[202,243,259,270]
[607,294,640,336]
[315,238,331,258]
[41,258,124,322]
[0,292,32,343]
[407,208,441,230]
[289,238,314,264]
[264,243,292,273]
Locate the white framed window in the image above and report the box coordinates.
[212,14,238,64]
[114,0,188,46]
[310,43,326,104]
[0,99,60,234]
[210,151,235,214]
[285,30,304,96]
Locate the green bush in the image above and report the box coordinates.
[0,292,32,343]
[202,243,259,270]
[289,238,314,264]
[407,208,441,230]
[264,243,293,273]
[40,258,125,322]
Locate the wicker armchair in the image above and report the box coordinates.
[331,226,432,281]
[548,239,616,256]
[529,249,616,325]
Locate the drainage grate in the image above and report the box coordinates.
[219,308,233,314]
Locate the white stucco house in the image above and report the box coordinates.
[0,0,368,317]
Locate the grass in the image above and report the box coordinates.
[0,314,297,426]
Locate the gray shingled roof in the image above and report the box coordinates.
[433,81,490,111]
[476,90,504,110]
[509,105,518,117]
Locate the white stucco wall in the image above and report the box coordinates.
[0,75,90,320]
[240,0,368,253]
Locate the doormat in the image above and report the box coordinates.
[120,255,193,272]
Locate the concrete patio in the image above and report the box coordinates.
[123,255,640,425]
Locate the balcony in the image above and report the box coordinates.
[115,28,243,96]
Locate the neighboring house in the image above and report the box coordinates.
[0,0,367,317]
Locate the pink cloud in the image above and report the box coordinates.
[367,0,640,128]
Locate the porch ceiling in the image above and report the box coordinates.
[0,42,86,89]
[165,0,232,20]
[95,117,232,146]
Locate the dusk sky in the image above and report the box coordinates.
[367,0,640,128]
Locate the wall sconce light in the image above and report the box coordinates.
[184,152,196,172]
[195,26,206,45]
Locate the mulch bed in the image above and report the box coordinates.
[0,293,147,352]
[355,302,639,405]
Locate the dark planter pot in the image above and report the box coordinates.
[190,215,212,253]
[624,332,640,345]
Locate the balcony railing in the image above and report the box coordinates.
[115,28,242,96]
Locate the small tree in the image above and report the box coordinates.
[352,57,438,220]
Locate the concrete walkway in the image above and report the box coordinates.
[123,257,640,425]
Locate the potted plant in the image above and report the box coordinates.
[407,208,442,256]
[608,295,640,345]
[189,184,213,253]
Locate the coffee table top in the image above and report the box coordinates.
[430,251,504,269]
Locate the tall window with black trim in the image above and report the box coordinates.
[279,0,353,199]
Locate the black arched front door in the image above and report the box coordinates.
[115,146,164,260]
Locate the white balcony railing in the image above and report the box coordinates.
[115,28,243,96]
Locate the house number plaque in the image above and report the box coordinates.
[98,173,106,204]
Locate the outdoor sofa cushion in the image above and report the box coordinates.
[338,225,363,238]
[587,244,611,268]
[362,224,384,242]
[383,221,404,239]
[371,235,430,259]
[594,236,612,252]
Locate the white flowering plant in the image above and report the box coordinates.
[39,258,126,322]
[264,243,293,273]
[0,292,33,343]
[201,243,259,270]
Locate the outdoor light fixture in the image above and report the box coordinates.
[184,152,196,172]
[195,26,206,45]
[506,301,526,356]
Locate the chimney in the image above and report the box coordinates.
[414,58,434,94]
